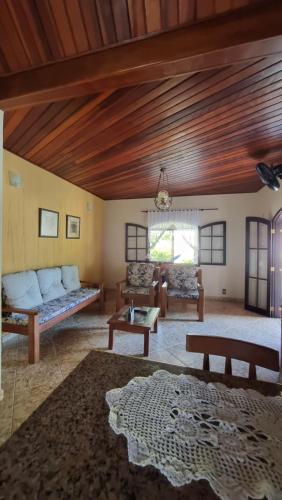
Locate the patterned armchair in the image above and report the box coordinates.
[160,264,204,321]
[116,263,160,311]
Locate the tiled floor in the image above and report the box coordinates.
[1,295,281,446]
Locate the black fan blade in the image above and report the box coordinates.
[256,163,280,191]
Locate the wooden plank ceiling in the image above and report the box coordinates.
[0,0,258,76]
[2,0,282,200]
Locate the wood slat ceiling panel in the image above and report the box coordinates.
[4,56,282,199]
[0,0,259,76]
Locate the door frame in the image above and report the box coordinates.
[245,216,271,316]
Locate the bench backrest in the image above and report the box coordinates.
[186,335,280,380]
[2,265,81,309]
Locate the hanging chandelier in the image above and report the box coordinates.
[154,167,172,211]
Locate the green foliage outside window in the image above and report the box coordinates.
[150,230,172,262]
[149,228,196,263]
[150,248,172,261]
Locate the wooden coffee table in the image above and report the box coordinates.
[107,305,160,356]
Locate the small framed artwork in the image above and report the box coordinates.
[39,208,59,238]
[66,215,80,239]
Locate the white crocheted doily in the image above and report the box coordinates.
[106,370,282,500]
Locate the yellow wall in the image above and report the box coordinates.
[3,150,104,282]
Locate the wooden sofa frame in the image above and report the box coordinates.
[2,281,104,364]
[116,266,159,312]
[160,266,204,321]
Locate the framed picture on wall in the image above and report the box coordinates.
[39,208,59,238]
[66,215,80,239]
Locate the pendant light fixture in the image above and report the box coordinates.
[154,167,172,210]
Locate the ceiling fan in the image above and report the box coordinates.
[256,162,282,191]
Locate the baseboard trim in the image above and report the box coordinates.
[105,288,244,303]
[206,296,244,303]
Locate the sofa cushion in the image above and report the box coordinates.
[36,288,100,324]
[2,287,100,327]
[37,267,66,303]
[127,263,155,287]
[167,288,199,299]
[62,265,80,292]
[167,265,198,290]
[2,270,43,309]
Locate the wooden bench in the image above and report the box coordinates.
[2,267,104,364]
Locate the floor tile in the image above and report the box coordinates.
[1,296,281,446]
[0,387,14,445]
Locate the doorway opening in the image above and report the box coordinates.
[245,210,282,318]
[245,217,271,316]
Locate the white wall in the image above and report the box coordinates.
[256,187,282,220]
[103,189,282,299]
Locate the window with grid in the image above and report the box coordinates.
[125,223,148,262]
[199,221,226,265]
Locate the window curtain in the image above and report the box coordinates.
[147,210,199,263]
[147,209,199,230]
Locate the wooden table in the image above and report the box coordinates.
[107,305,160,356]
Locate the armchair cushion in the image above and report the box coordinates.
[37,267,66,302]
[62,265,80,292]
[2,270,43,309]
[167,265,198,291]
[167,288,199,299]
[122,286,151,296]
[127,263,155,287]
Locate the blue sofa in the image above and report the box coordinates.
[2,265,103,363]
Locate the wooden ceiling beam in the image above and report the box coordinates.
[1,0,282,109]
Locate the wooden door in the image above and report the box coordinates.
[271,209,282,318]
[245,217,271,316]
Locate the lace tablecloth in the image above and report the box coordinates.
[106,370,282,500]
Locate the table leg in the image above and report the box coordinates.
[144,330,149,356]
[153,317,158,333]
[108,325,114,350]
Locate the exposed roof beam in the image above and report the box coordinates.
[0,0,282,110]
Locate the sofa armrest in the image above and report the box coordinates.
[80,281,104,310]
[2,306,39,316]
[81,280,102,289]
